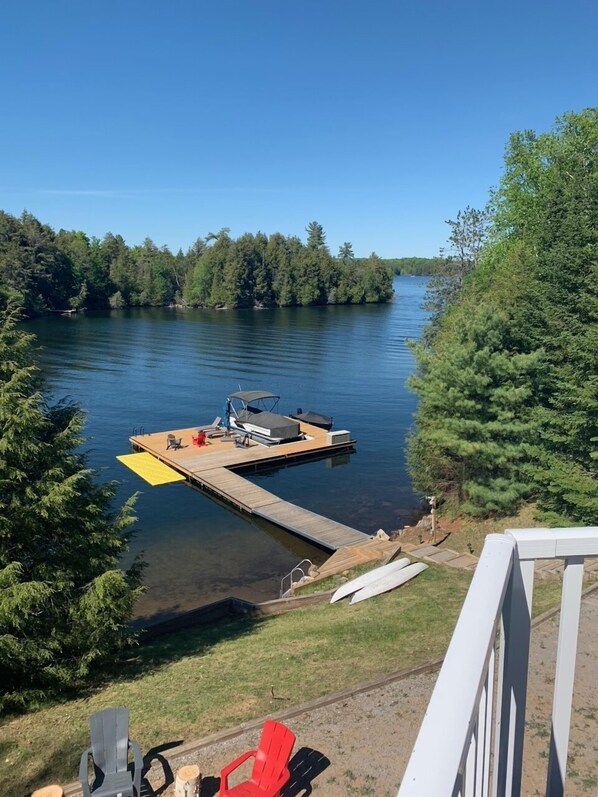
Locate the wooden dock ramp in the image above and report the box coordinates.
[127,421,369,551]
[255,503,366,549]
[130,423,369,551]
[191,466,365,550]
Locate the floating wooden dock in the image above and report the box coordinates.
[128,420,369,551]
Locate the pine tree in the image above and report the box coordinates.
[305,221,328,251]
[409,109,598,523]
[0,306,143,708]
[492,109,598,523]
[408,304,543,516]
[338,242,354,261]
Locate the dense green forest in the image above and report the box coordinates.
[408,108,598,525]
[0,215,394,316]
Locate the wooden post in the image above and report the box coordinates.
[175,764,201,797]
[427,495,437,543]
[31,787,63,797]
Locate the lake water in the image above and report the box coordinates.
[25,275,429,624]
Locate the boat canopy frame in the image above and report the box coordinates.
[227,390,280,404]
[227,391,281,416]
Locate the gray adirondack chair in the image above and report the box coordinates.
[79,707,142,797]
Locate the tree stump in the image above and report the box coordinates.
[175,764,201,797]
[31,787,63,797]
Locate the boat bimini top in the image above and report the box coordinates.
[227,391,282,416]
[227,390,280,406]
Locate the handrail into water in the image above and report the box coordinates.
[280,558,313,598]
[398,534,514,797]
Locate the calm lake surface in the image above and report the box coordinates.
[26,275,429,624]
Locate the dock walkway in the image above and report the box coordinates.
[129,421,368,551]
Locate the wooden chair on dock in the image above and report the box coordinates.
[166,434,182,450]
[192,431,207,447]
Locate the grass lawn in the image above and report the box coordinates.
[0,561,563,796]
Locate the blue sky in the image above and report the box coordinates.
[1,1,596,257]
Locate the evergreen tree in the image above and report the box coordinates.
[409,109,598,523]
[267,233,296,306]
[361,252,394,303]
[338,242,354,261]
[305,221,328,251]
[206,231,233,306]
[0,212,74,315]
[408,304,543,516]
[296,248,328,305]
[252,232,273,306]
[487,110,598,523]
[104,233,135,306]
[172,249,189,304]
[0,306,143,708]
[336,259,364,303]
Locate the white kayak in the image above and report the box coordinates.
[349,562,429,604]
[330,558,411,604]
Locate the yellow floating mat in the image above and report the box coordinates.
[116,453,186,486]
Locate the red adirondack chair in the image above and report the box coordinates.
[219,719,296,797]
[192,431,207,447]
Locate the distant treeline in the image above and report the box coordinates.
[0,214,394,316]
[384,257,444,276]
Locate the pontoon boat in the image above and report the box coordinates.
[226,391,301,445]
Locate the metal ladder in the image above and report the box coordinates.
[280,558,313,598]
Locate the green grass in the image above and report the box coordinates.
[1,564,471,795]
[0,561,566,796]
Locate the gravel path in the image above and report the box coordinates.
[141,592,597,797]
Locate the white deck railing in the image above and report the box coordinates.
[397,527,598,797]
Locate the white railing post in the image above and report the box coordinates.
[492,549,534,797]
[507,527,598,797]
[396,526,597,797]
[476,646,494,797]
[545,555,584,797]
[397,534,513,797]
[464,719,477,795]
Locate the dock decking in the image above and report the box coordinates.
[129,420,368,551]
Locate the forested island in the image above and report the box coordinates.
[0,216,395,316]
[386,256,444,276]
[408,108,598,526]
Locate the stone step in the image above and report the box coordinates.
[444,553,479,569]
[409,544,440,557]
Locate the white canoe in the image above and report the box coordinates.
[330,558,411,603]
[349,562,429,605]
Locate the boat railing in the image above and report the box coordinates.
[397,526,598,797]
[280,559,313,598]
